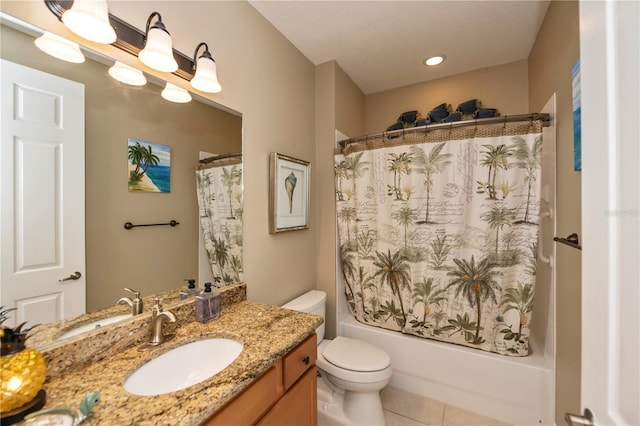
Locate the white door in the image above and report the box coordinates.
[1,59,85,328]
[579,1,639,425]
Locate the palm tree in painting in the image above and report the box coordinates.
[499,281,534,338]
[139,144,160,177]
[512,135,542,224]
[128,142,145,174]
[411,277,446,327]
[410,143,452,223]
[334,160,349,201]
[391,206,417,248]
[373,249,411,326]
[388,152,412,200]
[480,144,513,200]
[447,256,501,343]
[481,205,516,255]
[338,206,357,245]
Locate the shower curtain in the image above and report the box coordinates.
[196,158,243,286]
[335,123,542,356]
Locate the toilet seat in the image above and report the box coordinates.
[322,336,390,372]
[317,337,393,385]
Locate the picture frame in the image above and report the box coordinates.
[269,152,310,233]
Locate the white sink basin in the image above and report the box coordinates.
[56,314,132,341]
[124,338,243,396]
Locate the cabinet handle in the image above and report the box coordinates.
[302,356,310,365]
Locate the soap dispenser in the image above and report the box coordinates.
[179,279,199,300]
[195,283,220,323]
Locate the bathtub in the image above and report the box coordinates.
[339,315,554,425]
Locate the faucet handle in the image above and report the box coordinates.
[124,287,141,299]
[152,298,164,311]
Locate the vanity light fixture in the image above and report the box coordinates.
[61,0,116,44]
[190,42,222,93]
[45,1,214,83]
[161,82,192,103]
[138,12,178,73]
[108,61,147,86]
[424,55,446,66]
[34,31,86,63]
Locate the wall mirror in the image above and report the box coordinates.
[0,12,243,348]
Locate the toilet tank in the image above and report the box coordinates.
[282,290,326,342]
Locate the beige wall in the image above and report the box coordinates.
[1,1,317,307]
[528,1,581,423]
[365,60,529,134]
[315,61,365,338]
[335,64,366,138]
[1,24,242,312]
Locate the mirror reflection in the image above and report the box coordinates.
[0,16,243,346]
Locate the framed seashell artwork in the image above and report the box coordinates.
[269,153,310,233]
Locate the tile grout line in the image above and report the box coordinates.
[383,409,430,426]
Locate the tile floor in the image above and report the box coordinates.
[381,387,511,426]
[318,386,510,426]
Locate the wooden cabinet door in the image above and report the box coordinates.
[257,367,317,426]
[203,362,284,426]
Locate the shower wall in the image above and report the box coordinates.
[528,2,581,423]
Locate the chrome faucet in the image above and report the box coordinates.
[117,287,143,315]
[148,298,176,346]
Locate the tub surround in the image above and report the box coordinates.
[32,284,322,425]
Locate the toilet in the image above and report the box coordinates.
[283,290,392,426]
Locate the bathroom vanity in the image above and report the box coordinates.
[205,333,317,425]
[31,284,322,425]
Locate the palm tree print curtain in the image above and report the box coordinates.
[196,160,243,286]
[335,123,542,356]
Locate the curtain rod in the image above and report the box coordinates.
[199,152,242,164]
[338,113,551,149]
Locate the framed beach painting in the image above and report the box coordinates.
[572,59,582,171]
[269,152,310,233]
[127,139,171,192]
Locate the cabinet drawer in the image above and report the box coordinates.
[283,333,317,390]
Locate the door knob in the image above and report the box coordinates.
[565,408,594,426]
[59,271,82,282]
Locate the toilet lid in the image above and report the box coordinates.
[322,336,390,372]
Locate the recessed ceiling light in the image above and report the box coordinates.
[424,55,445,66]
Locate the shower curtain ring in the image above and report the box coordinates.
[502,116,508,136]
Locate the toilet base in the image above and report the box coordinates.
[317,370,386,426]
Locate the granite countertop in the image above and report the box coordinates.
[27,287,187,349]
[37,300,322,425]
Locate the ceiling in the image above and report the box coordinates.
[249,0,550,95]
